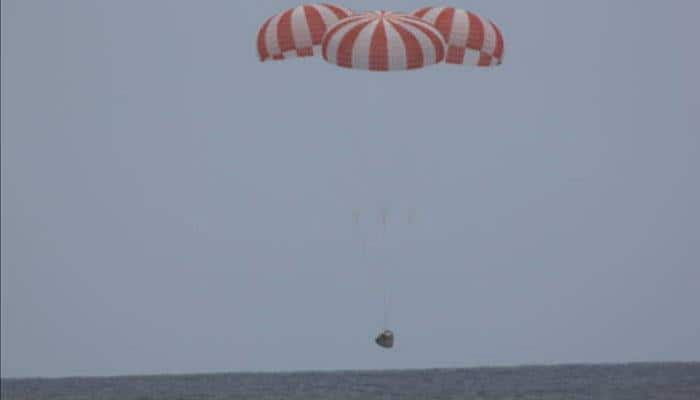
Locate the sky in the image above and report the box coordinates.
[2,0,699,378]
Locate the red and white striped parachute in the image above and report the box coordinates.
[321,11,446,71]
[257,3,354,62]
[412,6,505,66]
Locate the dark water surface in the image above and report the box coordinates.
[3,362,699,399]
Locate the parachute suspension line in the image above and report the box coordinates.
[363,234,368,258]
[353,206,394,331]
[380,206,391,331]
[383,290,389,329]
[352,208,366,257]
[384,266,391,330]
[380,207,389,232]
[353,208,378,329]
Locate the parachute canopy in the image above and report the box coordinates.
[322,11,446,71]
[257,3,354,62]
[412,6,505,66]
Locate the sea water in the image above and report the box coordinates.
[2,362,699,400]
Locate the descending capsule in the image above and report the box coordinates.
[375,330,394,349]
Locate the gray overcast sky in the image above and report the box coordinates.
[2,0,699,378]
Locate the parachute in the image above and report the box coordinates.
[412,6,505,66]
[256,4,506,350]
[256,5,505,70]
[321,11,445,71]
[257,3,354,62]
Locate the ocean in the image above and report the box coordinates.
[2,362,699,400]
